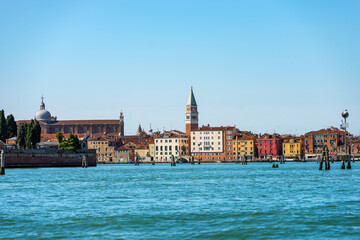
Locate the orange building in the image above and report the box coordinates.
[304,127,345,160]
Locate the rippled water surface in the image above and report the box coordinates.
[1,163,360,239]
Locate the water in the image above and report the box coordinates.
[1,163,359,239]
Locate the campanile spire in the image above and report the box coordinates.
[185,86,198,136]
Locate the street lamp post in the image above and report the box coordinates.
[340,109,351,169]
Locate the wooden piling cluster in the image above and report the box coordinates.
[82,154,88,168]
[272,163,279,168]
[340,155,352,170]
[241,155,247,165]
[319,145,330,170]
[0,150,5,175]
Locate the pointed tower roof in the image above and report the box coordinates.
[137,124,143,135]
[187,86,197,106]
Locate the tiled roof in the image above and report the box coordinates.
[17,119,120,125]
[235,135,256,141]
[305,128,344,135]
[193,126,235,131]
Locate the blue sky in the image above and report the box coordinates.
[0,0,359,135]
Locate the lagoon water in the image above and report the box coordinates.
[1,163,359,239]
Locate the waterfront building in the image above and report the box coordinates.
[191,125,237,161]
[304,127,345,160]
[154,130,189,162]
[17,97,124,138]
[185,87,198,137]
[258,133,282,160]
[134,144,151,162]
[282,136,304,160]
[350,139,360,159]
[114,142,136,163]
[88,136,120,163]
[233,132,256,160]
[149,142,155,157]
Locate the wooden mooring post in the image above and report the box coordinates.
[151,157,155,165]
[0,150,5,175]
[82,155,88,168]
[135,156,140,166]
[171,155,176,166]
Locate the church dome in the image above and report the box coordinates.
[35,109,51,122]
[35,96,52,122]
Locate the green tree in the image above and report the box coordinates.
[17,124,27,149]
[0,110,7,142]
[33,120,41,146]
[6,114,17,139]
[58,133,81,150]
[16,120,41,149]
[56,132,64,143]
[25,121,34,149]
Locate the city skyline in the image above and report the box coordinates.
[1,1,359,135]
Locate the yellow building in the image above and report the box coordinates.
[88,137,116,163]
[282,138,303,159]
[233,134,256,160]
[149,143,155,157]
[134,145,151,162]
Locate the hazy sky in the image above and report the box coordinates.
[0,0,359,135]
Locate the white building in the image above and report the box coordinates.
[154,130,189,162]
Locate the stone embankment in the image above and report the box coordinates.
[2,149,97,168]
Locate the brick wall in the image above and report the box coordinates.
[3,149,97,168]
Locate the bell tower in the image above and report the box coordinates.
[186,86,198,136]
[119,111,124,136]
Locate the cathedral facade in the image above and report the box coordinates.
[17,97,124,137]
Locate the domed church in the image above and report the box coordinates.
[17,96,125,138]
[34,96,52,122]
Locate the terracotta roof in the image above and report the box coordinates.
[305,128,344,135]
[17,119,120,125]
[193,126,235,131]
[135,144,148,150]
[235,135,256,141]
[283,137,303,144]
[170,130,186,135]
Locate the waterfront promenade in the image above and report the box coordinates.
[1,163,359,239]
